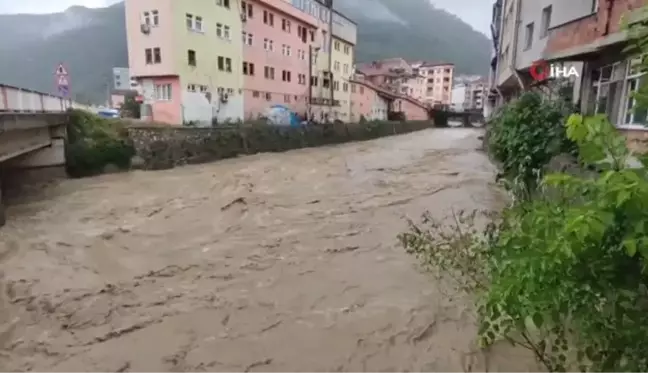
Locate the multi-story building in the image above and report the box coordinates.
[356,58,426,101]
[350,73,429,122]
[451,76,486,112]
[126,0,244,124]
[488,0,648,149]
[411,61,454,106]
[126,0,356,125]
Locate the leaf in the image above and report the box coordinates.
[624,238,638,257]
[532,312,544,329]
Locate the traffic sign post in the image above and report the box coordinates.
[55,63,70,107]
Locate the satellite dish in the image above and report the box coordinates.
[141,23,151,34]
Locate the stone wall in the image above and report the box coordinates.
[128,120,433,170]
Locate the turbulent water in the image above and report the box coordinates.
[0,128,539,371]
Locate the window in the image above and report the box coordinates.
[333,61,340,71]
[242,32,253,46]
[243,62,255,75]
[199,85,208,93]
[145,48,161,64]
[282,19,291,32]
[524,22,534,50]
[264,66,275,79]
[298,74,306,85]
[344,45,350,54]
[540,6,552,38]
[351,84,356,93]
[334,41,340,51]
[188,49,196,66]
[282,44,292,56]
[216,0,230,8]
[343,64,349,74]
[343,82,348,92]
[263,10,274,26]
[246,2,253,18]
[153,48,161,63]
[151,10,159,26]
[284,95,291,103]
[334,81,339,90]
[216,24,231,39]
[282,70,291,82]
[186,14,203,32]
[621,58,648,126]
[311,76,318,86]
[154,84,171,100]
[264,38,274,51]
[590,63,625,124]
[218,56,232,72]
[145,48,152,64]
[265,92,272,101]
[187,84,197,92]
[143,10,159,26]
[252,91,260,98]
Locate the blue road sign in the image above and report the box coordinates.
[58,85,69,97]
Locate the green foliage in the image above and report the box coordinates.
[66,109,134,177]
[622,6,648,118]
[120,95,141,119]
[401,114,648,371]
[487,92,576,197]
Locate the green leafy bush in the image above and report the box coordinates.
[487,92,576,197]
[66,109,134,177]
[401,114,648,372]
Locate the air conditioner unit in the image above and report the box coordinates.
[140,23,151,34]
[240,13,247,22]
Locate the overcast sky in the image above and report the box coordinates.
[0,0,491,35]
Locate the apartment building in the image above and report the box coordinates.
[349,73,429,122]
[451,76,486,112]
[126,0,357,125]
[126,0,244,124]
[489,0,648,149]
[411,61,454,106]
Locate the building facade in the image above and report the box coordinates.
[411,61,454,106]
[126,0,357,125]
[488,0,648,149]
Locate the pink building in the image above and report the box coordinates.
[242,0,319,120]
[350,75,429,122]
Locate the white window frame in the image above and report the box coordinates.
[143,11,150,25]
[195,16,203,32]
[154,84,172,101]
[590,61,626,127]
[151,10,159,26]
[223,25,231,40]
[618,57,648,130]
[264,38,274,51]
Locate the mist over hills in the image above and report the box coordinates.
[0,0,490,104]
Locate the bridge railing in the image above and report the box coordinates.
[0,83,92,113]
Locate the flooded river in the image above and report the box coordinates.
[0,128,538,371]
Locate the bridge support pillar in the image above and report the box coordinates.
[0,177,5,227]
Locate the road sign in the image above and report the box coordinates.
[55,63,70,97]
[55,63,68,76]
[57,75,69,86]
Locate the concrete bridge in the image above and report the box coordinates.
[0,84,91,225]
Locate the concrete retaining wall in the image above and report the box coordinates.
[128,120,434,170]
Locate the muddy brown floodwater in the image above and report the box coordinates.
[0,128,540,372]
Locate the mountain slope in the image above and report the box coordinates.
[0,0,489,104]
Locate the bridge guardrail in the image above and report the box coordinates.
[0,83,92,113]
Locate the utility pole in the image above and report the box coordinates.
[308,46,320,122]
[327,0,334,120]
